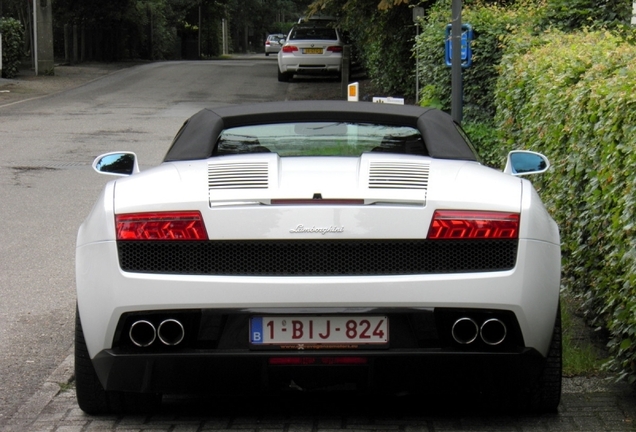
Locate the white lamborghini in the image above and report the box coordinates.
[75,101,561,414]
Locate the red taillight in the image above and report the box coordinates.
[327,46,343,53]
[427,210,519,240]
[116,211,208,241]
[282,45,298,53]
[268,357,368,365]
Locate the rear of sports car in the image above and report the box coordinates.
[76,157,561,413]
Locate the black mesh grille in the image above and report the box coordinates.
[117,239,517,275]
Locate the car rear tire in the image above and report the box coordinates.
[522,304,562,412]
[74,306,161,414]
[278,69,292,82]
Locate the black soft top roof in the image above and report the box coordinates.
[163,101,478,162]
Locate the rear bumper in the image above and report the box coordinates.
[279,56,342,74]
[77,237,561,361]
[93,348,546,395]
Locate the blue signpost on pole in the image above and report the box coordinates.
[445,23,473,68]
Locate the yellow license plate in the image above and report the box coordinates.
[303,48,323,55]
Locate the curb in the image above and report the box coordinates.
[2,348,74,432]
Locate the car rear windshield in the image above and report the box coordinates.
[289,27,337,41]
[215,122,427,157]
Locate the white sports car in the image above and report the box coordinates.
[75,101,561,414]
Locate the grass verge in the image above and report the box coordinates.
[562,294,609,377]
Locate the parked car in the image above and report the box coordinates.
[75,101,561,415]
[277,23,344,82]
[265,33,285,56]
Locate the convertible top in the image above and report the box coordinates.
[163,101,478,162]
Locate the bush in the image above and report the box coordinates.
[0,18,25,79]
[415,0,543,124]
[539,0,631,31]
[494,29,636,383]
[346,3,417,98]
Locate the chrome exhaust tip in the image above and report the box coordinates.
[480,318,507,346]
[129,320,156,347]
[451,317,479,344]
[157,319,185,346]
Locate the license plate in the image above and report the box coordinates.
[303,48,323,54]
[250,316,388,345]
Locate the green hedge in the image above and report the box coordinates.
[494,29,636,383]
[1,18,24,79]
[416,1,544,122]
[414,0,543,166]
[539,0,631,31]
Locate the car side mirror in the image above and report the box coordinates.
[503,150,550,176]
[92,152,140,176]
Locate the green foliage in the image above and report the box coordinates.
[494,29,636,383]
[561,297,608,377]
[539,0,631,31]
[360,4,418,97]
[461,120,501,168]
[415,0,544,123]
[0,18,25,79]
[310,0,432,98]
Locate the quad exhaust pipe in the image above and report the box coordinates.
[129,319,185,347]
[480,318,507,346]
[157,319,185,346]
[451,317,507,346]
[129,320,156,347]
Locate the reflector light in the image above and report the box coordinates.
[269,357,316,365]
[116,211,208,241]
[282,45,298,53]
[428,210,519,240]
[268,357,367,365]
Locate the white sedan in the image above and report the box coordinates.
[277,24,344,82]
[75,101,561,414]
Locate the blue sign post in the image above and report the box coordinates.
[445,23,473,68]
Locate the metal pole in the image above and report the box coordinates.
[222,19,228,55]
[416,23,419,103]
[451,0,462,124]
[0,0,3,77]
[412,7,424,105]
[33,0,38,75]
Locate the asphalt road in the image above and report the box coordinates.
[0,57,338,429]
[1,59,636,431]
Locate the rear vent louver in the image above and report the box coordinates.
[368,161,430,189]
[208,162,269,189]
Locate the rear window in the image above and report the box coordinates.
[289,26,338,41]
[215,122,427,157]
